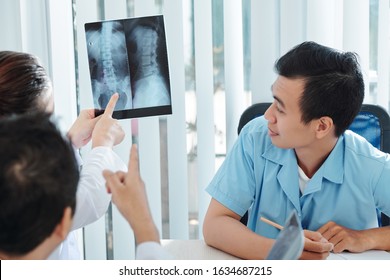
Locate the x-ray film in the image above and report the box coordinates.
[266,210,304,260]
[85,15,172,119]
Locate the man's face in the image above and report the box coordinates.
[264,76,318,149]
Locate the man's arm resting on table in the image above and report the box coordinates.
[203,198,274,260]
[318,222,390,253]
[203,199,333,260]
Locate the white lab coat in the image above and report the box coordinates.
[48,146,126,260]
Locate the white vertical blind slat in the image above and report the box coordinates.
[46,0,78,131]
[333,1,344,50]
[193,0,215,238]
[376,0,390,110]
[103,0,128,20]
[164,0,189,239]
[224,0,246,153]
[0,0,22,50]
[343,0,370,103]
[134,0,156,16]
[20,0,50,68]
[133,0,163,237]
[250,0,280,103]
[112,204,135,260]
[138,117,163,231]
[306,0,339,47]
[280,0,306,54]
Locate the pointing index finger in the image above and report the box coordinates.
[127,144,140,180]
[103,93,119,117]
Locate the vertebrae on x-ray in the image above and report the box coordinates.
[87,21,131,110]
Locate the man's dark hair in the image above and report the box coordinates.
[0,51,52,117]
[275,41,365,136]
[0,113,79,256]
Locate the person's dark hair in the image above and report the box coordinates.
[275,41,365,136]
[0,51,52,117]
[0,113,79,256]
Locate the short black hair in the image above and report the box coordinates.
[275,41,365,136]
[0,113,79,256]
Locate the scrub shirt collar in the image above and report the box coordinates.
[261,135,345,191]
[260,134,345,215]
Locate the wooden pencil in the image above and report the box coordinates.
[260,216,284,230]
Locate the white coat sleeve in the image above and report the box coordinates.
[71,146,127,230]
[136,242,173,260]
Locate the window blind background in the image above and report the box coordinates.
[0,0,388,260]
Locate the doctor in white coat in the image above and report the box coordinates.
[0,113,170,260]
[48,93,127,259]
[0,51,126,259]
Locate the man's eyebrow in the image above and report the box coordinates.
[270,84,285,108]
[273,95,285,108]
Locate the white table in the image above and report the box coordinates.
[161,239,390,260]
[161,239,241,260]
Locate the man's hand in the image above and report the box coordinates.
[92,93,125,148]
[103,144,159,244]
[318,221,371,253]
[67,109,101,148]
[300,230,334,260]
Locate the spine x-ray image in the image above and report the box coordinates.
[86,21,132,110]
[85,15,172,119]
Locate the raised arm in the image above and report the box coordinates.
[103,144,159,245]
[70,93,127,230]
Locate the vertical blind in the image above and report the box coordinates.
[0,0,389,260]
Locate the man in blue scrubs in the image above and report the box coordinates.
[203,41,390,260]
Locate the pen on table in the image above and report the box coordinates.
[260,217,284,230]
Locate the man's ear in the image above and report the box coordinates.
[52,207,73,240]
[315,116,334,139]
